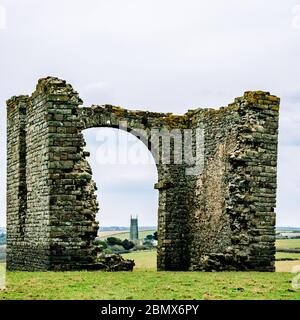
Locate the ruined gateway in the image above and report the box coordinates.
[6,77,280,271]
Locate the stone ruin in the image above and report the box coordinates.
[6,77,280,271]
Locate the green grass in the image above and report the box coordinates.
[122,250,157,270]
[1,253,300,300]
[276,239,300,250]
[1,242,300,300]
[98,230,155,241]
[276,252,300,260]
[275,239,300,262]
[0,269,299,300]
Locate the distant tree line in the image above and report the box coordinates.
[94,237,136,254]
[145,231,158,241]
[0,232,6,245]
[94,231,158,254]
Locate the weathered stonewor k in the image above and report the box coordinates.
[6,77,280,271]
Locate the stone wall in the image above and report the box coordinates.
[7,95,30,269]
[7,78,99,270]
[6,77,280,271]
[187,92,279,271]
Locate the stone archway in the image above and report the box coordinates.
[6,77,280,271]
[78,104,193,271]
[82,125,159,265]
[82,126,159,230]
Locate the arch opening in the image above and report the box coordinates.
[83,127,159,270]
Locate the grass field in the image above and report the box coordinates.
[98,230,155,241]
[275,239,300,264]
[0,260,299,300]
[97,230,130,238]
[0,250,300,300]
[122,250,300,273]
[276,260,300,272]
[122,250,157,270]
[276,252,300,260]
[276,239,300,249]
[0,239,300,300]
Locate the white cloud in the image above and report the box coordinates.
[0,5,6,30]
[277,145,300,226]
[0,0,299,226]
[81,81,116,106]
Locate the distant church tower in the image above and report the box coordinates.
[130,215,139,241]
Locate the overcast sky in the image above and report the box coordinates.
[0,0,299,227]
